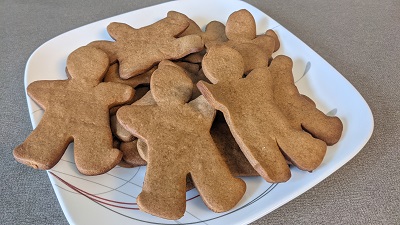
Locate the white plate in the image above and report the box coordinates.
[24,0,374,224]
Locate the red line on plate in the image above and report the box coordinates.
[49,171,140,209]
[49,171,201,211]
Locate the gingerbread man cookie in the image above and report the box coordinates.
[206,9,279,73]
[197,45,327,183]
[14,46,134,175]
[117,62,245,219]
[89,12,204,79]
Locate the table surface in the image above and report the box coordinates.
[1,0,399,224]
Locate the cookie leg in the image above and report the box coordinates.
[191,159,246,213]
[73,130,122,175]
[13,121,72,170]
[277,130,327,171]
[300,109,343,145]
[137,164,187,220]
[235,134,291,183]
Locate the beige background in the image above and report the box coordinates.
[1,0,399,224]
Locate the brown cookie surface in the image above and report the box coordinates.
[117,62,245,219]
[206,9,276,72]
[265,29,280,52]
[269,55,343,145]
[211,113,258,177]
[104,63,154,88]
[14,46,134,175]
[119,139,147,167]
[134,97,258,177]
[158,60,207,99]
[168,11,228,64]
[89,12,204,79]
[197,45,327,183]
[225,9,276,53]
[111,115,135,142]
[110,86,150,116]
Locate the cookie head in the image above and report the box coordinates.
[66,46,109,84]
[167,11,202,37]
[202,45,245,84]
[203,21,228,46]
[225,9,256,41]
[151,62,193,105]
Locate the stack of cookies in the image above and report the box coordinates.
[13,9,343,220]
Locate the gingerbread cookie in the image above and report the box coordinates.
[117,62,245,219]
[269,55,343,145]
[89,12,204,79]
[225,9,277,54]
[14,46,134,175]
[197,45,327,183]
[205,9,277,73]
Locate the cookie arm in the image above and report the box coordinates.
[96,82,135,107]
[187,95,216,127]
[106,22,137,40]
[300,102,343,145]
[252,34,275,55]
[116,104,155,140]
[27,80,67,110]
[265,29,280,52]
[196,81,228,112]
[300,95,343,145]
[161,34,204,59]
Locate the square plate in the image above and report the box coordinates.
[24,0,374,224]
